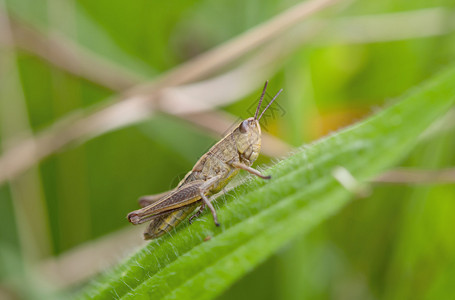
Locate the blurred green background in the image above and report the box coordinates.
[1,0,455,299]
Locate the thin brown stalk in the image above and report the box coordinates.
[312,7,454,45]
[373,168,455,184]
[3,7,451,96]
[0,0,340,184]
[0,11,145,91]
[128,0,343,94]
[0,3,52,260]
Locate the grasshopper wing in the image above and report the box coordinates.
[127,180,205,225]
[138,189,176,208]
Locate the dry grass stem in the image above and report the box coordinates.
[373,168,455,184]
[0,0,340,183]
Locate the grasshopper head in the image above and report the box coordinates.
[235,117,262,163]
[235,81,283,164]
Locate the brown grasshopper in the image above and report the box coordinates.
[127,81,283,239]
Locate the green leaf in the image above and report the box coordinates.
[79,65,455,300]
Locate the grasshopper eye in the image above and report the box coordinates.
[239,120,248,133]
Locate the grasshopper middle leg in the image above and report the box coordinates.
[200,193,219,226]
[195,175,221,226]
[186,175,221,226]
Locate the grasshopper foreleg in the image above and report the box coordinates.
[231,161,271,179]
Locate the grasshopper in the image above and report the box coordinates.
[127,81,283,239]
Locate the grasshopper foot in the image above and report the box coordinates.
[188,214,198,224]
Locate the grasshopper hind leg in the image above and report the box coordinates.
[143,204,197,240]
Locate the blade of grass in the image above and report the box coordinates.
[79,65,455,300]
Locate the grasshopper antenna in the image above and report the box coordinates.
[258,88,283,121]
[254,81,268,120]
